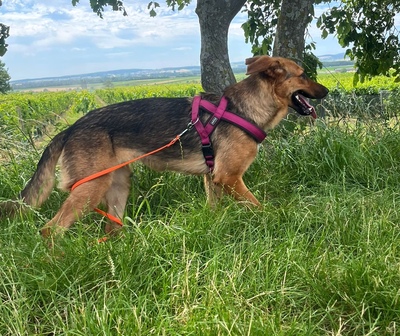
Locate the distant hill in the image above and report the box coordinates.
[318,53,347,62]
[10,66,203,90]
[10,53,350,91]
[317,53,354,68]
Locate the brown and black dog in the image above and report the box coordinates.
[2,56,328,237]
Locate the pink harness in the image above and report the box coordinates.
[191,96,267,171]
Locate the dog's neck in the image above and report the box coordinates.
[224,75,289,130]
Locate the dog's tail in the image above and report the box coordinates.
[1,130,67,217]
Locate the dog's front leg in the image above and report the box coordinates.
[221,175,261,207]
[204,173,261,207]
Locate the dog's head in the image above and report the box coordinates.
[245,56,329,118]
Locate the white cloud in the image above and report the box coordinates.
[3,1,198,47]
[172,46,192,51]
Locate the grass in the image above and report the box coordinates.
[1,109,400,334]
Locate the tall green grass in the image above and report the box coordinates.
[1,114,399,334]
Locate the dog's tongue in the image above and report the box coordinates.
[297,94,317,119]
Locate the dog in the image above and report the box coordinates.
[2,56,328,237]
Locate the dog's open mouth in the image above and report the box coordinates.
[291,91,317,119]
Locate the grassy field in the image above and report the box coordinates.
[0,86,399,334]
[14,76,203,93]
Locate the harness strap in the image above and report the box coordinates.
[191,96,267,171]
[192,96,228,171]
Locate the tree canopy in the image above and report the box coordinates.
[0,59,11,93]
[0,0,9,57]
[0,23,8,57]
[243,0,400,83]
[318,0,400,83]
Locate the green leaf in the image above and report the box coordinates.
[149,8,157,17]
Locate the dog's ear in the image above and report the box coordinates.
[246,56,286,78]
[245,56,266,74]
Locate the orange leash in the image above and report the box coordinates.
[71,134,182,192]
[69,133,185,234]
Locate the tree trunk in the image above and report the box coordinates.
[272,0,313,61]
[196,0,246,94]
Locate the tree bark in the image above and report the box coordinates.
[272,0,313,61]
[196,0,246,94]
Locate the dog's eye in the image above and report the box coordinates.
[300,73,308,79]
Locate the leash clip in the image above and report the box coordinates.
[179,118,199,137]
[188,118,199,129]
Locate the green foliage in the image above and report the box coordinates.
[68,91,99,115]
[0,1,9,56]
[71,0,190,18]
[244,0,400,84]
[242,0,322,80]
[0,60,11,93]
[318,72,400,94]
[95,83,202,104]
[0,91,99,166]
[165,0,191,11]
[314,72,400,120]
[148,1,160,17]
[71,0,127,18]
[148,0,191,16]
[0,23,9,57]
[317,0,400,83]
[302,50,323,81]
[242,0,281,56]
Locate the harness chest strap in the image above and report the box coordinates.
[191,96,267,171]
[191,96,227,170]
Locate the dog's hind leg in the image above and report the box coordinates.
[103,166,131,235]
[40,175,112,238]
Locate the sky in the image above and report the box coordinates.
[1,0,348,81]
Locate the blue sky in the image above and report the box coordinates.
[2,0,348,81]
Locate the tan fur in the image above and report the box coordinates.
[2,56,328,239]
